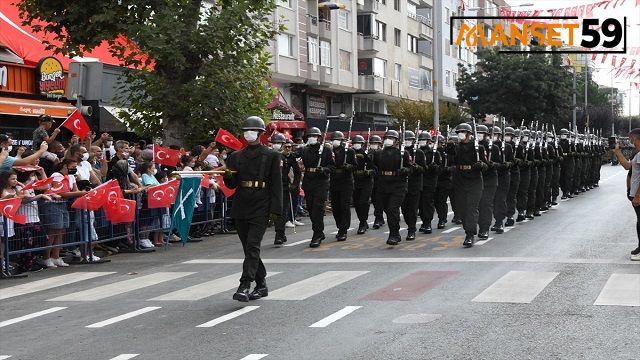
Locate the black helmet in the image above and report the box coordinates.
[456,123,472,133]
[522,129,531,137]
[307,127,322,136]
[546,132,554,138]
[270,133,286,143]
[369,135,382,144]
[404,130,416,140]
[352,135,365,143]
[242,116,266,131]
[504,127,515,135]
[418,132,432,141]
[493,126,502,134]
[559,128,569,135]
[384,130,399,139]
[331,131,345,141]
[476,124,489,134]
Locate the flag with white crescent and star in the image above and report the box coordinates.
[170,176,201,244]
[214,128,244,151]
[61,109,91,139]
[147,179,180,209]
[153,144,181,167]
[0,197,26,224]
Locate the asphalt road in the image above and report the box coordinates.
[1,165,639,360]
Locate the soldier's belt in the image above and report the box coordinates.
[334,169,344,174]
[240,181,268,188]
[354,170,366,175]
[458,165,472,170]
[380,171,397,176]
[306,168,318,173]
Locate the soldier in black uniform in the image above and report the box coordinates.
[299,127,336,247]
[548,132,561,206]
[402,131,426,240]
[418,132,440,234]
[558,129,575,199]
[527,131,541,218]
[224,116,283,302]
[370,135,386,229]
[573,134,584,195]
[272,134,302,247]
[516,129,533,222]
[504,127,520,227]
[434,134,454,229]
[447,136,463,225]
[534,131,548,215]
[372,130,412,245]
[491,126,513,234]
[351,135,375,234]
[477,124,500,240]
[453,123,487,247]
[330,131,356,241]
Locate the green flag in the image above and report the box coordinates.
[170,175,201,244]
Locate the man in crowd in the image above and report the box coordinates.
[329,131,356,242]
[351,135,374,234]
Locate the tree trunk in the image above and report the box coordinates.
[163,116,186,148]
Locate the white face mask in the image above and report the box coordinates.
[307,137,318,145]
[244,131,259,142]
[152,167,158,175]
[7,146,12,152]
[522,136,529,142]
[353,144,362,150]
[383,139,395,147]
[272,144,282,151]
[332,140,342,148]
[106,141,113,147]
[418,140,427,147]
[547,138,553,143]
[369,144,379,150]
[81,153,89,161]
[493,135,499,142]
[560,135,567,140]
[457,133,466,141]
[404,140,413,147]
[504,135,512,142]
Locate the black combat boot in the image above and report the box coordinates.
[274,233,286,247]
[309,233,324,248]
[490,223,499,232]
[437,220,446,229]
[336,232,347,242]
[372,218,384,229]
[249,280,268,300]
[406,229,416,241]
[505,218,515,227]
[386,234,400,246]
[463,233,475,248]
[357,222,368,235]
[494,223,504,234]
[232,282,251,302]
[516,214,526,222]
[478,231,489,240]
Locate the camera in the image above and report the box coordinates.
[608,136,617,150]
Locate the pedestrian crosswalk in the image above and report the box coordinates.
[472,271,559,304]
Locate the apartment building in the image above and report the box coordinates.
[269,0,437,132]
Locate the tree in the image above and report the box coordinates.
[388,99,470,133]
[18,0,281,146]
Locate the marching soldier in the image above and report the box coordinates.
[504,127,521,227]
[272,134,302,247]
[559,129,575,199]
[402,131,426,241]
[418,132,439,234]
[534,131,548,215]
[330,131,356,241]
[434,134,455,229]
[527,131,541,218]
[477,124,500,240]
[545,131,560,207]
[370,135,386,229]
[491,126,513,234]
[224,116,283,302]
[448,136,463,225]
[453,123,487,247]
[299,127,336,248]
[573,134,584,196]
[372,130,412,245]
[352,135,375,234]
[516,129,533,222]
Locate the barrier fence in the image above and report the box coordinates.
[1,188,232,277]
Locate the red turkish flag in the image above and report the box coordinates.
[12,165,42,172]
[71,179,118,210]
[0,197,26,225]
[103,182,125,222]
[147,179,180,209]
[214,175,235,198]
[215,129,243,151]
[61,109,91,139]
[200,175,210,188]
[107,198,136,224]
[45,177,71,194]
[21,177,54,192]
[153,144,181,167]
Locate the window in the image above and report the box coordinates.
[394,63,401,82]
[418,39,432,57]
[338,10,350,30]
[373,58,386,78]
[339,50,351,71]
[308,37,318,65]
[357,14,374,36]
[278,34,294,57]
[320,40,331,67]
[394,28,401,47]
[378,0,386,4]
[376,20,386,41]
[445,70,451,87]
[394,0,400,11]
[445,7,450,24]
[279,0,292,8]
[408,34,418,53]
[445,38,450,56]
[453,72,458,88]
[407,2,417,19]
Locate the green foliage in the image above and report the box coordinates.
[387,99,470,132]
[18,0,281,146]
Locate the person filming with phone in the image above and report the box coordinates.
[612,128,640,261]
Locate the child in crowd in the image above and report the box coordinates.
[139,161,164,247]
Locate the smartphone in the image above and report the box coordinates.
[608,136,617,150]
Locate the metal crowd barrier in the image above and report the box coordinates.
[1,187,229,278]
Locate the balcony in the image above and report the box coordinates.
[420,54,432,69]
[358,35,383,53]
[357,0,379,13]
[319,19,331,40]
[419,22,433,39]
[358,75,385,93]
[307,14,319,35]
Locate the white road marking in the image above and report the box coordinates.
[0,355,11,359]
[196,306,260,328]
[0,272,115,301]
[0,307,67,328]
[86,307,161,328]
[330,228,354,235]
[184,257,640,265]
[309,306,362,328]
[48,272,195,302]
[109,354,140,360]
[239,355,268,360]
[384,227,406,234]
[594,274,640,307]
[472,271,559,304]
[149,272,280,301]
[266,271,369,300]
[502,227,513,233]
[283,239,311,247]
[475,237,494,246]
[442,227,461,234]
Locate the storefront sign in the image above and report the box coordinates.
[272,108,295,121]
[36,57,65,99]
[307,95,326,119]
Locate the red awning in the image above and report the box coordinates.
[267,98,304,120]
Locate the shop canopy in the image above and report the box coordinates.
[0,96,75,118]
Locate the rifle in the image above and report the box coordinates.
[433,128,439,156]
[552,124,558,149]
[317,119,330,168]
[400,120,406,168]
[364,127,371,171]
[446,124,450,141]
[413,120,420,163]
[346,115,354,144]
[501,117,506,162]
[488,121,495,162]
[472,120,480,162]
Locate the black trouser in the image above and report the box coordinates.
[573,157,583,191]
[535,165,547,209]
[551,163,561,199]
[376,187,406,236]
[593,156,602,184]
[560,158,574,195]
[517,168,531,212]
[236,216,268,284]
[527,167,539,213]
[372,181,384,222]
[633,201,640,247]
[275,187,294,236]
[543,164,553,204]
[582,157,591,188]
[453,173,483,235]
[419,178,438,227]
[450,173,461,219]
[353,179,373,224]
[478,173,498,232]
[303,180,329,236]
[435,178,452,222]
[330,185,353,234]
[494,171,510,224]
[506,169,519,218]
[402,189,421,231]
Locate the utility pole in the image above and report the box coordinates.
[584,62,589,129]
[572,66,577,133]
[432,0,442,131]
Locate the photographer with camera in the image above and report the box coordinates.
[612,128,640,261]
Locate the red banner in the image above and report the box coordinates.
[215,129,243,151]
[71,179,120,210]
[153,144,181,167]
[0,197,26,224]
[214,175,235,198]
[61,109,90,139]
[146,179,180,209]
[21,177,54,192]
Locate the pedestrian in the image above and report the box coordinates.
[329,131,356,242]
[223,116,283,302]
[351,135,374,234]
[32,115,61,150]
[401,130,425,241]
[612,129,640,260]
